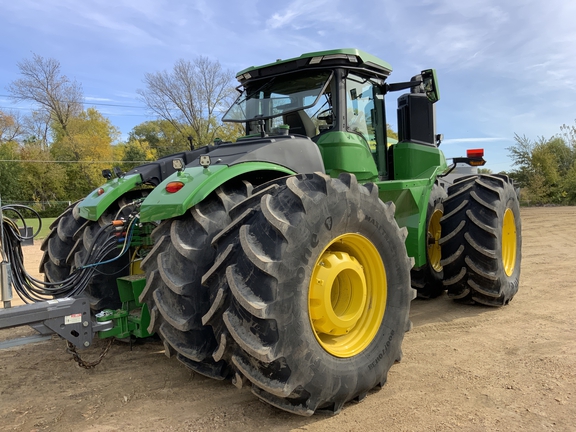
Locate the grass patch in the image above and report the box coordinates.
[20,217,57,240]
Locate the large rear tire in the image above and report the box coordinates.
[202,173,414,415]
[40,193,144,310]
[411,183,447,299]
[40,202,86,284]
[440,174,521,305]
[138,181,253,379]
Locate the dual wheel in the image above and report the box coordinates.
[141,173,413,415]
[440,174,522,305]
[413,175,521,305]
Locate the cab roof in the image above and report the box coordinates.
[235,48,393,84]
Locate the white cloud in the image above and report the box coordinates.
[264,0,353,31]
[267,9,301,29]
[84,97,113,102]
[442,137,505,145]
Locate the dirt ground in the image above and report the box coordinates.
[1,206,574,431]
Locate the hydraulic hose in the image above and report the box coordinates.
[1,203,139,304]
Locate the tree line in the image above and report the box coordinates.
[507,123,576,205]
[0,54,241,216]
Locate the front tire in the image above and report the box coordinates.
[203,173,414,415]
[440,174,521,305]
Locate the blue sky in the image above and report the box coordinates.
[1,0,575,172]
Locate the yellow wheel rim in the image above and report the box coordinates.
[502,208,517,277]
[427,209,443,272]
[130,247,145,275]
[308,233,387,358]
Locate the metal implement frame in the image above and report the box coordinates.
[0,297,113,348]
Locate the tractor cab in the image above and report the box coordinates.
[223,48,440,181]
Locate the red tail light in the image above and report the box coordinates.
[467,148,484,158]
[165,181,184,193]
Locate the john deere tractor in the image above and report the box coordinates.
[38,48,521,415]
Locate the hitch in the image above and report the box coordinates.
[96,276,152,340]
[0,276,151,349]
[0,297,113,348]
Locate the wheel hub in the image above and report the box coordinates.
[502,208,517,276]
[427,208,443,272]
[308,233,387,358]
[309,251,367,336]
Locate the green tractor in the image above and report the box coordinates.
[44,48,522,415]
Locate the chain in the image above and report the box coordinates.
[66,339,113,369]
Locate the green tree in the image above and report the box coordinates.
[0,111,24,202]
[0,141,23,202]
[50,108,119,199]
[19,143,66,209]
[128,120,190,157]
[214,120,245,143]
[386,124,398,140]
[508,127,576,205]
[563,164,576,203]
[114,139,157,172]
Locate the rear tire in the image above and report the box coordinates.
[138,181,253,379]
[440,175,521,306]
[411,183,447,299]
[203,173,414,415]
[40,202,86,284]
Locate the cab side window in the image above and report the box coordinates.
[346,74,375,149]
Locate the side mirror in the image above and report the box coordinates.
[421,69,440,103]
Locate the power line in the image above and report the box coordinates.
[0,106,153,117]
[0,159,149,164]
[0,96,229,114]
[3,200,72,204]
[0,94,148,110]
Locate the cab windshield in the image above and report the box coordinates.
[223,70,332,123]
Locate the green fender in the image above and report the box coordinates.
[138,162,295,222]
[377,165,448,269]
[78,174,142,221]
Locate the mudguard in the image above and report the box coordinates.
[139,135,325,222]
[139,162,295,222]
[78,174,143,220]
[78,149,213,220]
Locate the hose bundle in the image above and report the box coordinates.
[1,203,137,304]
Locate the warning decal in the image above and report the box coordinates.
[65,313,82,325]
